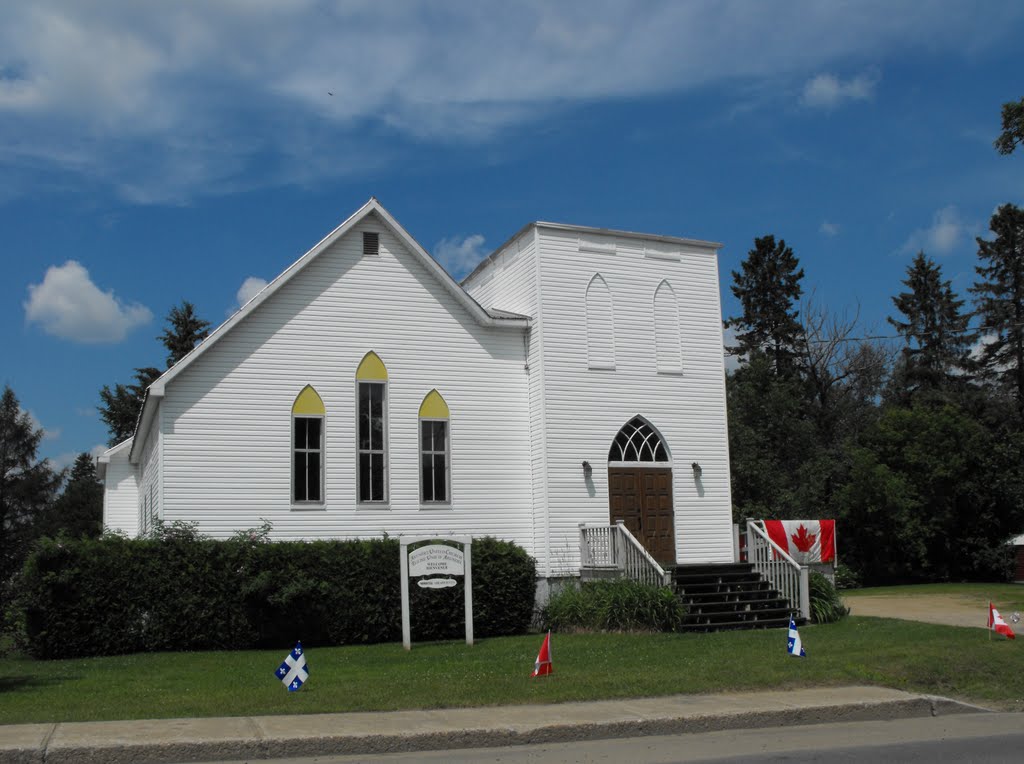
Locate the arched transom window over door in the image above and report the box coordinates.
[607,416,675,564]
[608,417,670,463]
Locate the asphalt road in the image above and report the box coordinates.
[209,713,1024,763]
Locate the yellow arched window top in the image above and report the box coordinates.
[418,389,449,419]
[356,351,388,381]
[292,385,325,416]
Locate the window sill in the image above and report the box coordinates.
[420,503,452,510]
[291,502,326,511]
[356,502,391,510]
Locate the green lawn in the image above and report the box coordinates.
[1,614,1021,725]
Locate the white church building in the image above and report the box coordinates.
[99,198,735,579]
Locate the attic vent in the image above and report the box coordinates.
[363,231,380,255]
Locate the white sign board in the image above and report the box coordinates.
[400,536,473,650]
[409,545,464,577]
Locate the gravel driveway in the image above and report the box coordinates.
[846,593,1006,629]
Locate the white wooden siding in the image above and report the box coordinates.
[159,217,534,552]
[137,412,161,534]
[102,448,139,536]
[535,227,734,573]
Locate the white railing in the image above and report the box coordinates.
[745,519,810,620]
[579,521,670,587]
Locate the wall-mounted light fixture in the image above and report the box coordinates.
[691,462,702,479]
[582,460,593,478]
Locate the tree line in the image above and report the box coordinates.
[0,302,210,608]
[727,97,1024,584]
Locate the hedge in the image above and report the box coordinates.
[14,534,536,659]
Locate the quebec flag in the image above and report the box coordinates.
[787,618,806,658]
[276,642,309,691]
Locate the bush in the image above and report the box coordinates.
[833,563,861,590]
[808,571,848,624]
[543,579,685,633]
[13,534,535,659]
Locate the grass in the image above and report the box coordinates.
[1,613,1022,725]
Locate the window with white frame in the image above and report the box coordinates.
[292,385,325,503]
[356,352,388,503]
[419,389,450,504]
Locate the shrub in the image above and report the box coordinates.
[14,534,535,659]
[808,571,848,624]
[833,563,861,590]
[543,579,685,633]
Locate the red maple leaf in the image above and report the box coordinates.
[790,524,817,553]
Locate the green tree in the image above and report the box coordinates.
[835,402,1023,584]
[160,301,211,367]
[36,453,103,540]
[98,366,161,446]
[0,386,61,588]
[727,235,805,375]
[887,252,971,397]
[994,96,1024,155]
[971,203,1024,415]
[727,353,818,519]
[98,301,211,444]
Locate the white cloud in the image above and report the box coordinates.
[27,410,61,441]
[900,205,966,256]
[800,71,879,108]
[434,234,489,280]
[236,276,268,308]
[24,260,152,343]
[820,221,840,236]
[0,1,1012,202]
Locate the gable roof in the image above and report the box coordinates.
[129,198,528,463]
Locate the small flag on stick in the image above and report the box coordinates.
[787,617,806,657]
[275,641,309,691]
[532,631,553,677]
[988,603,1016,640]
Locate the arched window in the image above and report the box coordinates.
[654,280,682,373]
[608,417,670,463]
[419,389,450,504]
[293,385,325,503]
[356,352,388,503]
[585,274,615,369]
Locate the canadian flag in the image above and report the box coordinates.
[532,631,553,677]
[988,603,1016,640]
[764,520,836,564]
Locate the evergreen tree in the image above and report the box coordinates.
[36,453,103,539]
[727,235,805,374]
[160,301,211,367]
[887,252,971,396]
[98,367,161,446]
[98,301,211,444]
[0,386,61,587]
[994,96,1024,155]
[971,204,1024,415]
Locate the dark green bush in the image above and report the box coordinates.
[14,534,535,659]
[808,571,849,624]
[543,579,685,632]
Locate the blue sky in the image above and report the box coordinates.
[2,1,1022,470]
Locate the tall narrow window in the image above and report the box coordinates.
[654,280,683,373]
[356,352,388,503]
[419,390,450,504]
[292,385,325,503]
[585,274,615,369]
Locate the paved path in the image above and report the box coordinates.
[0,686,987,764]
[846,593,1007,629]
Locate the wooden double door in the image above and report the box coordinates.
[608,467,676,564]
